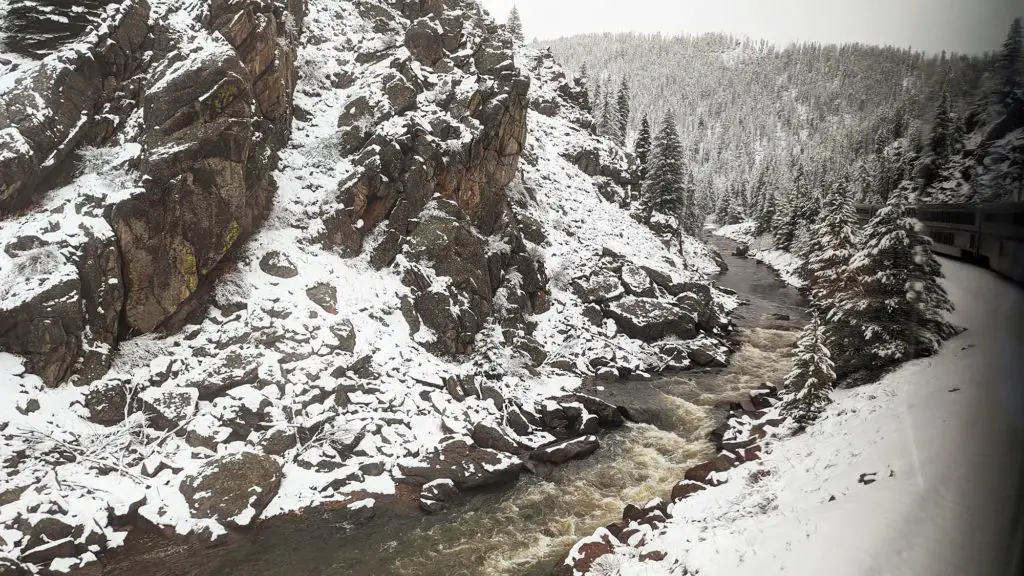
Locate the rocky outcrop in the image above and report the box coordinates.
[114,0,305,333]
[316,0,542,356]
[0,0,307,385]
[0,0,150,215]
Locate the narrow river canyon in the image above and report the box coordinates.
[84,236,808,576]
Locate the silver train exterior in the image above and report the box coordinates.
[854,202,1024,284]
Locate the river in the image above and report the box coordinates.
[84,235,807,576]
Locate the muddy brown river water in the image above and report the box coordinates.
[84,236,808,576]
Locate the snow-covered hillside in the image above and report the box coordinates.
[561,257,1024,576]
[0,2,731,573]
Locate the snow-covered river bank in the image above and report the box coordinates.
[77,236,808,575]
[572,257,1024,576]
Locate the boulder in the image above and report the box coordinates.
[306,282,338,313]
[571,273,623,303]
[398,439,522,490]
[19,538,76,566]
[138,386,199,430]
[684,453,737,486]
[329,319,357,353]
[671,479,707,501]
[688,344,727,368]
[419,478,461,514]
[24,517,75,551]
[620,262,654,296]
[180,451,283,527]
[557,394,624,427]
[404,17,445,65]
[470,423,520,455]
[604,296,698,341]
[85,380,134,424]
[528,436,600,465]
[260,251,299,278]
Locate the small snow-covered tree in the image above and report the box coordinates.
[506,6,524,45]
[635,114,652,181]
[781,315,836,428]
[772,191,799,251]
[829,184,956,376]
[918,89,964,199]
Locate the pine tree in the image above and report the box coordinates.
[804,179,859,314]
[600,93,623,145]
[773,192,799,251]
[506,6,524,46]
[640,111,687,221]
[992,18,1022,116]
[919,90,963,197]
[679,165,701,236]
[755,191,777,236]
[829,185,956,376]
[781,315,836,428]
[635,114,652,181]
[616,78,631,146]
[714,190,732,225]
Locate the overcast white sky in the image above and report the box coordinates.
[479,0,1022,55]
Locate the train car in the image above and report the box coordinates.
[852,202,1024,284]
[915,204,981,260]
[977,203,1024,283]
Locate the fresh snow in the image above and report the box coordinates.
[589,258,1024,576]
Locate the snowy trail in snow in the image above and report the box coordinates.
[596,258,1024,576]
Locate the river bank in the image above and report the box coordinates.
[555,257,1024,576]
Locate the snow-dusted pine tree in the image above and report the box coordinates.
[781,315,836,428]
[679,165,701,236]
[755,191,777,236]
[616,78,631,146]
[804,179,860,315]
[506,6,524,46]
[991,17,1022,118]
[772,191,799,251]
[918,89,964,198]
[640,111,686,221]
[829,184,956,376]
[600,91,624,145]
[635,114,652,181]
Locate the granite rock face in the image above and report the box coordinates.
[0,0,306,384]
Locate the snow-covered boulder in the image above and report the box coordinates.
[179,451,283,528]
[604,296,698,341]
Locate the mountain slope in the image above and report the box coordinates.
[0,1,732,572]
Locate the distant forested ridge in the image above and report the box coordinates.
[544,24,1022,210]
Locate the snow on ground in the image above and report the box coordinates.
[714,222,804,288]
[594,258,1024,576]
